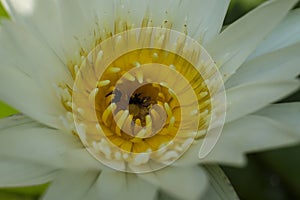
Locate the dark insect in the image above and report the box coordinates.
[105,89,122,103]
[129,93,153,124]
[129,93,152,108]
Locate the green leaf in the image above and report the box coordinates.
[0,184,49,200]
[0,101,18,118]
[0,192,35,200]
[0,1,8,19]
[2,184,49,196]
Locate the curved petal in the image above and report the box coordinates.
[1,0,65,60]
[226,79,300,123]
[0,157,57,187]
[63,149,107,171]
[0,115,82,168]
[249,8,300,59]
[255,102,300,133]
[93,0,148,32]
[1,0,229,60]
[52,0,101,58]
[0,114,34,129]
[206,0,297,81]
[202,165,239,200]
[225,43,300,88]
[159,0,230,44]
[138,166,208,200]
[0,20,72,86]
[172,140,202,167]
[0,21,72,128]
[1,0,113,61]
[189,0,230,44]
[0,65,64,129]
[202,115,300,166]
[42,170,100,200]
[87,171,157,200]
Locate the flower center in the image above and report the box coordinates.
[128,88,155,125]
[65,27,226,173]
[94,49,191,154]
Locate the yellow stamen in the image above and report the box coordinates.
[97,80,110,87]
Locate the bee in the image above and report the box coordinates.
[105,88,122,103]
[129,93,151,108]
[129,93,153,124]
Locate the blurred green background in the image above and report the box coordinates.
[0,0,299,199]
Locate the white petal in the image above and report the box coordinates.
[206,0,297,80]
[174,138,246,167]
[1,0,66,60]
[0,115,82,167]
[77,0,114,28]
[1,0,34,18]
[0,114,34,129]
[64,149,107,171]
[0,21,73,128]
[225,43,300,88]
[1,0,228,58]
[145,0,230,44]
[249,8,300,59]
[42,170,100,200]
[173,141,202,167]
[0,157,57,187]
[88,171,157,200]
[53,0,99,56]
[0,20,72,86]
[202,165,239,200]
[0,66,63,128]
[202,115,300,166]
[125,0,151,27]
[173,0,230,44]
[145,0,178,26]
[1,0,109,60]
[226,80,300,123]
[139,166,208,200]
[255,102,300,133]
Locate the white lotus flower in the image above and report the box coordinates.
[0,0,300,199]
